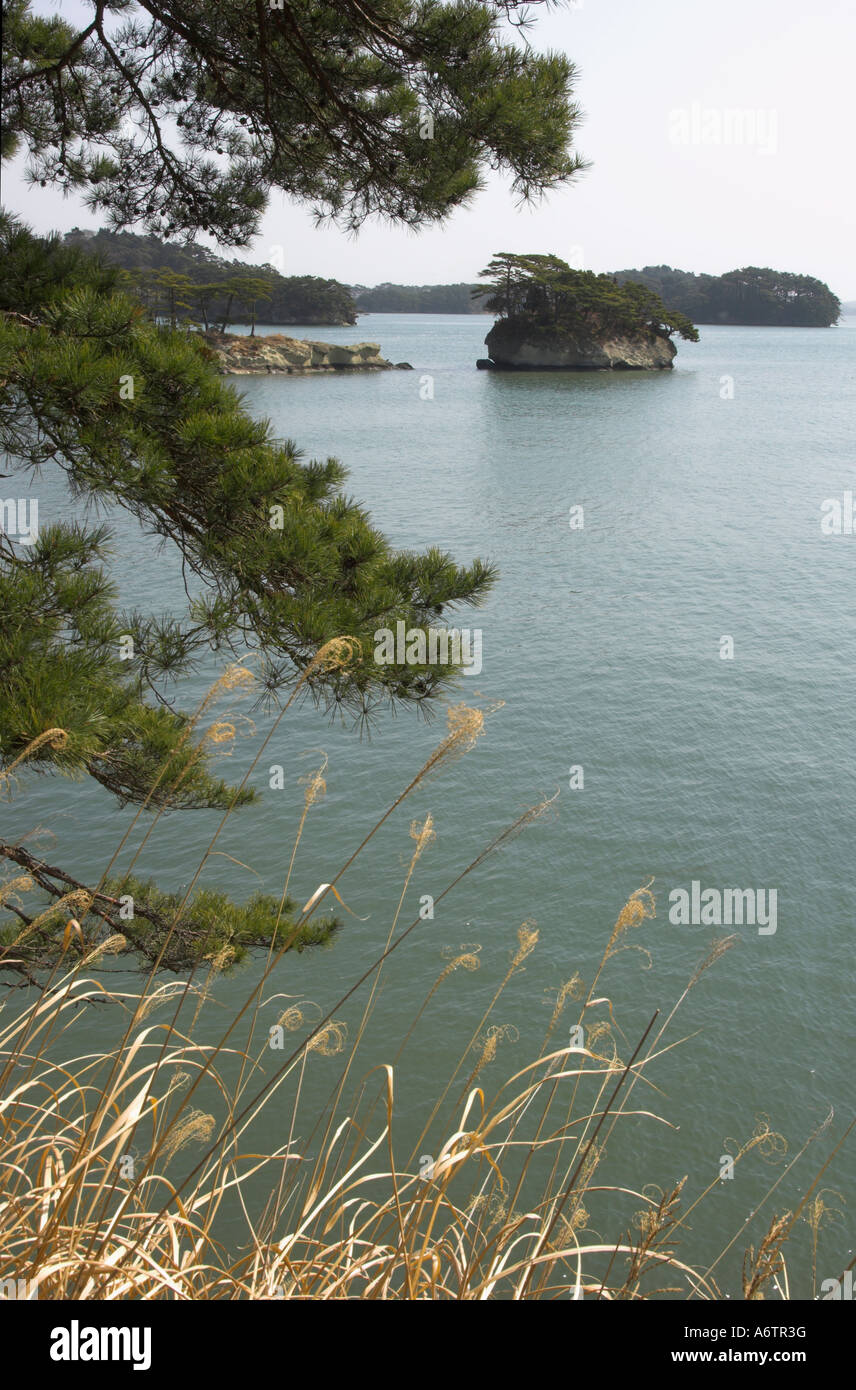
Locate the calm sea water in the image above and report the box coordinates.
[4,313,854,1292]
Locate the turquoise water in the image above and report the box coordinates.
[3,313,854,1292]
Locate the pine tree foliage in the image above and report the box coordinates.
[478,252,700,342]
[0,842,339,977]
[2,0,587,243]
[0,0,582,973]
[0,219,494,973]
[1,217,497,778]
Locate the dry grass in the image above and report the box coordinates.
[0,673,851,1301]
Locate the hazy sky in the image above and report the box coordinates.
[4,0,855,296]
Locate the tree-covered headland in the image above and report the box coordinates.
[614,265,840,327]
[354,282,490,314]
[352,266,841,326]
[64,229,359,326]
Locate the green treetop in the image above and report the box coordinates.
[62,230,360,327]
[612,265,840,328]
[2,0,587,243]
[477,252,700,342]
[233,276,274,336]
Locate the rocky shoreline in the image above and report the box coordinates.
[203,330,412,375]
[478,320,677,371]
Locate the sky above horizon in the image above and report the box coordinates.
[4,0,855,298]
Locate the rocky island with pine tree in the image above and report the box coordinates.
[476,253,700,370]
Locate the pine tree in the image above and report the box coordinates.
[477,253,700,342]
[234,276,274,336]
[61,230,360,328]
[0,0,583,975]
[2,0,587,243]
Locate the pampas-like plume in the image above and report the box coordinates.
[83,933,128,964]
[0,874,34,909]
[0,728,68,790]
[159,1109,216,1167]
[1,697,840,1304]
[306,1020,348,1056]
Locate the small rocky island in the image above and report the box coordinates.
[204,330,411,375]
[475,253,699,371]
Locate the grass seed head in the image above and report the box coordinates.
[307,1019,348,1055]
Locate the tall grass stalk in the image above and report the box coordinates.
[1,667,850,1300]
